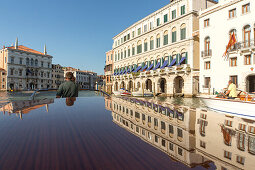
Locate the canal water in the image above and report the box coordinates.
[0,91,254,170]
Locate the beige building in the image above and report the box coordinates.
[0,68,7,90]
[52,64,64,89]
[104,50,114,93]
[195,109,255,169]
[112,0,217,97]
[0,39,53,90]
[111,96,211,168]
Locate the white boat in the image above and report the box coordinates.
[200,96,255,118]
[113,89,127,96]
[132,90,154,97]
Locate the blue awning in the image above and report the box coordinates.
[131,67,135,72]
[141,65,148,71]
[134,66,142,72]
[153,62,160,70]
[177,57,186,65]
[160,60,168,69]
[127,68,130,73]
[123,69,126,74]
[146,63,154,71]
[168,58,176,67]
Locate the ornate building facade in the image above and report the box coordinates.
[199,0,255,94]
[112,0,217,97]
[0,39,53,90]
[52,64,64,89]
[104,50,114,93]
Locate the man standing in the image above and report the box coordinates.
[225,80,237,99]
[56,72,79,98]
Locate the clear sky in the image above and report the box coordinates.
[0,0,178,74]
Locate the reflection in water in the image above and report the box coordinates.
[66,97,76,106]
[0,98,54,119]
[109,96,255,169]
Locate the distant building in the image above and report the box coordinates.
[0,38,53,90]
[199,0,255,94]
[52,64,64,89]
[63,67,92,89]
[0,68,7,90]
[104,50,114,93]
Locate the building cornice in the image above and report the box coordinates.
[6,48,53,59]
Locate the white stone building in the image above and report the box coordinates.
[63,67,90,89]
[199,0,255,94]
[0,39,53,90]
[52,64,64,89]
[112,0,217,97]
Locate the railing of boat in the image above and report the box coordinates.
[30,90,40,100]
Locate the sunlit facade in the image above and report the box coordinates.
[112,0,217,97]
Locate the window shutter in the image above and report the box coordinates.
[185,52,188,64]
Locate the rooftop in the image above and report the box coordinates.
[7,45,46,55]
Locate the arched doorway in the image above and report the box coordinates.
[246,74,255,93]
[128,81,133,92]
[114,82,118,91]
[120,81,125,89]
[145,79,152,92]
[174,76,184,93]
[158,78,166,93]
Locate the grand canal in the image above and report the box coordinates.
[0,91,254,170]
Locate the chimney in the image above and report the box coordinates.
[15,37,18,49]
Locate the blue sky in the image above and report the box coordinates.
[0,0,175,74]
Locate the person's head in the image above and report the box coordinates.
[65,72,74,81]
[228,80,233,85]
[66,97,76,106]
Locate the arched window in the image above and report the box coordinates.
[35,59,38,66]
[204,37,210,56]
[180,24,186,40]
[118,51,120,60]
[150,36,154,50]
[132,44,135,55]
[121,50,123,59]
[243,25,251,47]
[172,27,177,43]
[137,41,142,54]
[229,29,237,50]
[124,48,127,58]
[144,39,148,52]
[26,58,29,66]
[31,58,34,66]
[163,31,168,45]
[156,34,160,48]
[128,46,131,57]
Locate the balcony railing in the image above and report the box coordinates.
[229,40,255,51]
[201,50,212,58]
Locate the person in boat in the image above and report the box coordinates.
[56,72,79,98]
[225,80,237,99]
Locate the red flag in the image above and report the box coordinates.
[223,33,237,58]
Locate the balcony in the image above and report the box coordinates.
[201,50,212,58]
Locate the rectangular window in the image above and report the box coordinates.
[169,125,174,135]
[19,70,22,76]
[230,57,237,67]
[242,3,250,14]
[164,35,168,45]
[132,47,135,55]
[200,141,206,148]
[181,5,185,15]
[132,31,135,38]
[204,19,209,27]
[150,40,154,50]
[155,135,158,143]
[230,75,238,87]
[11,57,14,64]
[244,55,251,65]
[229,8,236,18]
[169,142,174,151]
[224,151,232,160]
[157,18,160,26]
[172,31,177,43]
[144,25,147,32]
[239,124,246,131]
[225,120,233,127]
[138,28,141,35]
[137,45,142,54]
[180,28,186,40]
[150,22,153,30]
[19,58,22,65]
[128,49,130,57]
[236,156,245,165]
[144,42,148,52]
[161,139,166,147]
[204,77,211,88]
[249,126,255,134]
[164,14,168,23]
[178,148,183,156]
[127,34,130,40]
[177,128,183,138]
[156,38,160,48]
[41,62,44,67]
[172,10,176,19]
[205,61,211,70]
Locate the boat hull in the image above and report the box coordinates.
[201,97,255,118]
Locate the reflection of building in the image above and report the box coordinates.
[52,64,64,89]
[104,50,114,93]
[112,0,217,97]
[111,97,211,168]
[199,0,255,94]
[195,109,255,169]
[0,38,53,90]
[104,97,112,111]
[0,98,54,119]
